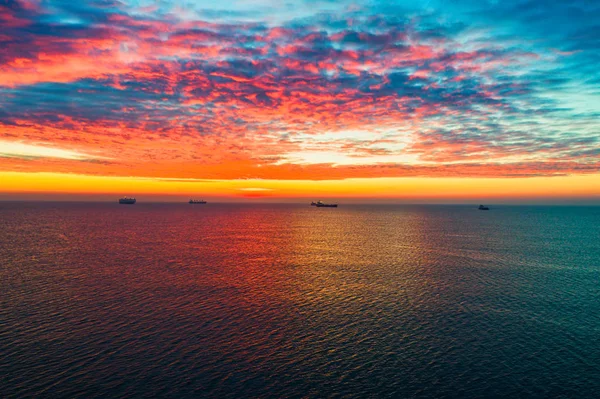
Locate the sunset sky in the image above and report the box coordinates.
[1,0,599,202]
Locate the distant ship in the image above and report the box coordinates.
[119,197,136,204]
[478,205,489,210]
[189,199,207,204]
[311,200,338,208]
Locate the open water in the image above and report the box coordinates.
[1,203,600,398]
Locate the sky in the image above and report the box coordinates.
[1,0,599,202]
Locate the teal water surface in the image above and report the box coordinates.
[1,203,600,398]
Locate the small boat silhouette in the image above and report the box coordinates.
[311,200,338,208]
[119,197,136,204]
[478,205,489,210]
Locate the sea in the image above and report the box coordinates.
[1,202,600,398]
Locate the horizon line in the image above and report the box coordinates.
[1,199,599,206]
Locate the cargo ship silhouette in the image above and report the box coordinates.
[119,197,136,204]
[311,200,338,208]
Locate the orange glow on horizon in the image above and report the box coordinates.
[1,172,599,202]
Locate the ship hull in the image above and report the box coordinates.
[119,199,136,204]
[312,201,337,207]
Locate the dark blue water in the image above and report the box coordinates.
[1,203,600,398]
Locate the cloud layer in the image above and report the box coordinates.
[1,0,599,180]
